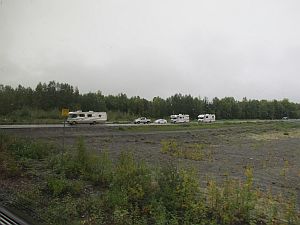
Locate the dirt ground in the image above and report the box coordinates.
[4,122,300,207]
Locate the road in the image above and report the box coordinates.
[0,119,297,129]
[0,123,175,129]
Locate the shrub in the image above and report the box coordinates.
[156,164,206,224]
[161,139,179,154]
[50,151,81,178]
[104,152,157,224]
[161,139,211,161]
[49,137,89,179]
[46,176,83,197]
[85,151,113,187]
[8,139,55,160]
[76,137,88,171]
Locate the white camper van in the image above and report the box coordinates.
[170,114,189,123]
[198,114,215,123]
[67,111,107,125]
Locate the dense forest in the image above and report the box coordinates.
[1,81,300,120]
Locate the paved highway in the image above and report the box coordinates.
[0,119,297,129]
[0,123,173,129]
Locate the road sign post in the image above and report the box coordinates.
[61,108,69,151]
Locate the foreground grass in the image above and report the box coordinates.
[0,134,299,225]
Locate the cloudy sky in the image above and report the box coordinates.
[1,0,300,101]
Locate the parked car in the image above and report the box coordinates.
[154,119,167,124]
[134,117,151,124]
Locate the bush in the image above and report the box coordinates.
[50,151,81,179]
[156,164,206,224]
[50,138,89,179]
[103,152,156,224]
[161,139,211,161]
[46,176,83,197]
[85,151,113,187]
[8,138,56,160]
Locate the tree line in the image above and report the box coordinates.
[1,81,299,119]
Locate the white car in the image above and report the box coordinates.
[134,117,151,124]
[154,119,167,124]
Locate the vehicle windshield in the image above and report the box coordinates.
[69,114,77,118]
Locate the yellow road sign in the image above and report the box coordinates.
[61,108,69,117]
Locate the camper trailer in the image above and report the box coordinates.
[198,114,215,123]
[67,111,107,125]
[170,114,189,123]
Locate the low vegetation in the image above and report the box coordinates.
[0,108,62,124]
[0,133,299,225]
[161,139,213,161]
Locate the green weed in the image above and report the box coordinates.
[161,139,211,161]
[46,176,84,197]
[8,138,55,160]
[0,152,20,178]
[84,151,113,186]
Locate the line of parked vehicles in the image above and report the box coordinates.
[66,111,216,125]
[134,113,216,124]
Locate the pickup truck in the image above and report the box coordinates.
[134,117,151,124]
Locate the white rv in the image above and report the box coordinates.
[170,114,189,123]
[67,111,107,125]
[198,114,215,123]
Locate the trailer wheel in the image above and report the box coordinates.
[93,121,97,125]
[72,121,76,125]
[137,121,140,124]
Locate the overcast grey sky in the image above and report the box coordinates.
[1,0,300,101]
